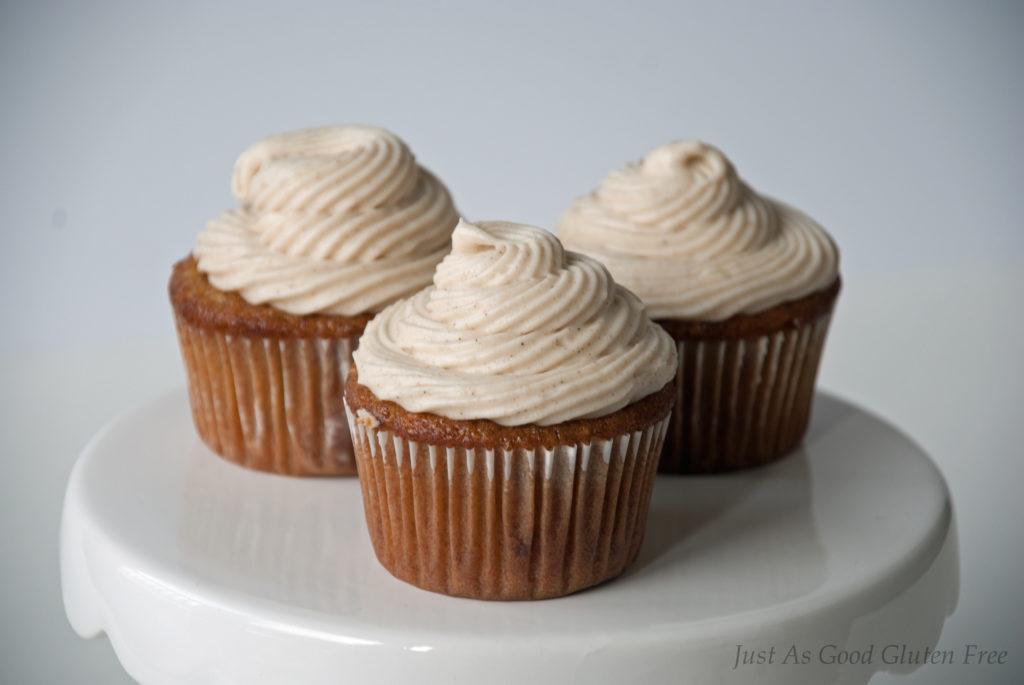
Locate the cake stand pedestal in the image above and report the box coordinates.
[61,389,956,685]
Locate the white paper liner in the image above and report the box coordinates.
[175,315,357,475]
[661,313,833,472]
[345,407,671,600]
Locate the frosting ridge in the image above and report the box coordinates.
[557,140,838,320]
[194,126,459,316]
[352,220,677,426]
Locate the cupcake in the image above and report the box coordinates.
[558,140,840,473]
[169,126,459,476]
[345,220,677,599]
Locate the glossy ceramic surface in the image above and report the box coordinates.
[61,390,956,684]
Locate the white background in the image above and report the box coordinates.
[1,1,1021,683]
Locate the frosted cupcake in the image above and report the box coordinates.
[345,220,677,599]
[169,126,459,476]
[558,141,839,473]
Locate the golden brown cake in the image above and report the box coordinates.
[170,256,370,475]
[655,278,840,472]
[170,125,458,476]
[346,368,674,599]
[346,220,678,599]
[558,140,841,473]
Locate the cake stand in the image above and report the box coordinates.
[61,389,956,685]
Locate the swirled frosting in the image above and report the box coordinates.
[557,140,839,320]
[193,126,459,316]
[352,219,677,426]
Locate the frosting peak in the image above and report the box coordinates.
[352,220,677,426]
[233,126,420,214]
[194,126,459,316]
[600,140,735,221]
[558,140,838,320]
[440,221,563,286]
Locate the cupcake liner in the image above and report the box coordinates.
[660,311,833,473]
[345,407,671,600]
[174,314,357,476]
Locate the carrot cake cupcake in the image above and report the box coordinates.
[169,125,459,476]
[345,219,677,599]
[558,140,840,473]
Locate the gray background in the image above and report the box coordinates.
[2,1,1021,683]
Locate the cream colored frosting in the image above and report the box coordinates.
[352,219,677,426]
[194,126,459,316]
[557,140,839,321]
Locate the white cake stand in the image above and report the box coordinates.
[61,389,956,685]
